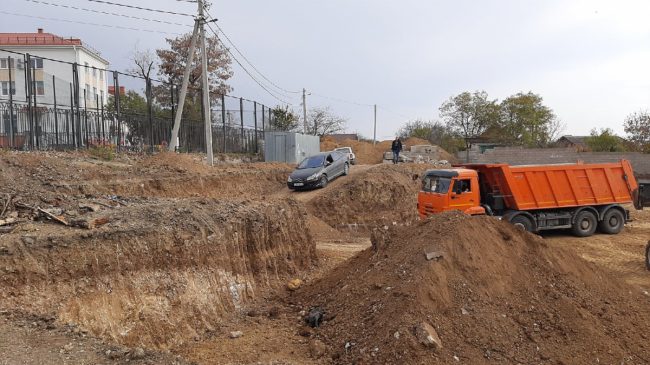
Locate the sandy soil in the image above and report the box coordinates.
[1,150,649,364]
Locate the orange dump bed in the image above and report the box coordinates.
[463,160,639,211]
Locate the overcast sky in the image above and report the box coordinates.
[4,0,650,140]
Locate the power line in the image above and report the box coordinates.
[204,22,296,106]
[309,92,373,107]
[23,0,192,27]
[84,0,194,17]
[0,10,183,35]
[205,12,300,95]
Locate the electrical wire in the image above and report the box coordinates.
[84,0,194,17]
[204,22,296,106]
[309,91,373,107]
[22,0,192,27]
[205,12,300,95]
[0,10,183,35]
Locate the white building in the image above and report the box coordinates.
[0,28,110,108]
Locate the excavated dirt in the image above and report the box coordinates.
[294,211,650,364]
[0,197,316,350]
[308,164,428,230]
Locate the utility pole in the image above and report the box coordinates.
[302,88,308,134]
[198,0,214,165]
[373,104,377,145]
[168,18,199,152]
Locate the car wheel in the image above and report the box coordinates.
[343,163,349,176]
[598,209,624,234]
[510,215,534,232]
[319,175,328,188]
[572,210,597,237]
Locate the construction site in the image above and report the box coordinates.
[0,141,649,365]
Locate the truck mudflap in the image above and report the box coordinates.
[634,181,650,210]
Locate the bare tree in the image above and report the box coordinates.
[306,107,347,136]
[128,46,156,81]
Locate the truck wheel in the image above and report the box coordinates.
[510,215,534,232]
[598,209,624,234]
[572,210,597,237]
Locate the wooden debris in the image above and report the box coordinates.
[71,217,110,230]
[79,203,101,212]
[0,217,16,226]
[37,207,69,226]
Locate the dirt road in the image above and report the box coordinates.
[274,164,373,203]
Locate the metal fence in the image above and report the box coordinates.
[0,48,278,154]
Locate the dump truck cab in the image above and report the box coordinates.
[418,168,485,217]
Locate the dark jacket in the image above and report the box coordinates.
[391,139,402,152]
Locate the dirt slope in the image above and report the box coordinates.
[308,164,429,230]
[1,198,317,350]
[295,211,650,364]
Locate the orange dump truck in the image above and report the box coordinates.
[418,160,649,236]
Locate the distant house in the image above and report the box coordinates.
[556,135,590,150]
[0,28,110,107]
[327,133,358,143]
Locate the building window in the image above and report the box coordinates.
[0,58,15,69]
[85,62,89,73]
[30,58,44,69]
[92,67,96,77]
[1,81,16,96]
[85,84,90,99]
[99,69,103,80]
[93,87,97,99]
[100,90,104,101]
[35,81,44,95]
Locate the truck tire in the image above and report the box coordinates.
[598,209,624,234]
[572,210,597,237]
[510,215,534,232]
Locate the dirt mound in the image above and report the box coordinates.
[308,164,428,229]
[295,212,650,364]
[321,137,451,165]
[0,198,317,350]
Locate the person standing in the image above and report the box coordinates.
[391,137,403,164]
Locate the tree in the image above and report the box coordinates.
[585,128,626,152]
[270,106,299,131]
[498,92,562,147]
[623,110,650,152]
[127,46,157,124]
[397,119,464,153]
[155,31,233,119]
[439,91,500,151]
[306,107,347,136]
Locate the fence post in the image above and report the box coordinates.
[83,89,89,148]
[146,77,154,153]
[113,71,121,150]
[72,63,82,149]
[262,105,265,132]
[268,107,272,130]
[7,56,14,148]
[32,66,40,149]
[170,84,175,146]
[95,93,101,144]
[221,94,226,153]
[100,94,105,142]
[239,97,244,150]
[53,74,59,149]
[253,101,258,153]
[69,83,75,148]
[25,53,33,150]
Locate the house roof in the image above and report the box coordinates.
[557,135,589,145]
[0,29,82,46]
[0,28,108,64]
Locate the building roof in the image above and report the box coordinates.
[557,135,589,145]
[0,28,107,64]
[0,28,82,46]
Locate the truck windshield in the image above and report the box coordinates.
[422,176,452,194]
[298,156,324,169]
